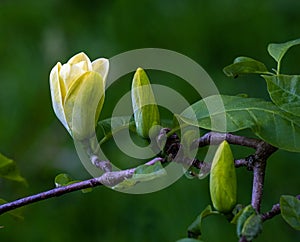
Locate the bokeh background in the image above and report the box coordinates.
[1,0,300,241]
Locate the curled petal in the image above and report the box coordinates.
[68,52,92,70]
[60,62,87,89]
[92,58,109,82]
[64,71,105,140]
[49,62,70,134]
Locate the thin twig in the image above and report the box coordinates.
[195,132,262,149]
[0,158,163,216]
[261,194,300,222]
[0,170,133,216]
[192,158,249,170]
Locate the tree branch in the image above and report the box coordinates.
[195,132,263,149]
[0,158,162,216]
[251,141,277,212]
[0,170,133,216]
[261,194,300,222]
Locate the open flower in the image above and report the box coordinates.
[50,52,109,140]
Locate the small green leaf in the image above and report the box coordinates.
[187,205,219,239]
[0,153,26,184]
[280,195,300,230]
[113,162,166,190]
[236,205,256,238]
[54,173,92,193]
[54,173,74,187]
[0,198,24,220]
[262,75,300,116]
[231,204,245,225]
[268,38,300,73]
[131,68,160,138]
[97,116,136,144]
[176,238,204,242]
[223,56,269,77]
[180,95,300,152]
[241,214,262,241]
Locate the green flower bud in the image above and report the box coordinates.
[209,140,237,213]
[131,68,160,138]
[49,52,109,140]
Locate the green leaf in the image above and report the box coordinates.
[97,116,135,144]
[231,204,245,225]
[262,75,300,116]
[241,214,262,241]
[113,162,166,190]
[179,95,300,152]
[54,173,92,193]
[0,198,24,221]
[223,56,269,77]
[176,239,204,242]
[236,205,256,238]
[280,195,300,230]
[268,38,300,73]
[131,68,160,138]
[54,173,74,187]
[0,153,26,184]
[187,205,219,239]
[235,204,263,240]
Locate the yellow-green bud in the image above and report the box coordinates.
[209,140,237,213]
[131,68,160,138]
[49,52,109,140]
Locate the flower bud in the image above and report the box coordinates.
[209,140,237,213]
[131,68,160,138]
[49,52,109,140]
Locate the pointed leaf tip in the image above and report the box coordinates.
[223,56,269,77]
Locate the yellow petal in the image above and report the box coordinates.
[60,53,93,88]
[60,62,87,89]
[92,58,109,81]
[68,52,92,70]
[64,71,105,140]
[49,62,70,134]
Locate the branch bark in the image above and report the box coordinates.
[261,194,300,222]
[0,158,166,216]
[0,169,135,216]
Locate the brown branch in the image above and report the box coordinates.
[251,141,277,212]
[0,158,162,216]
[0,170,133,216]
[195,132,262,149]
[261,194,300,222]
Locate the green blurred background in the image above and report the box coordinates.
[1,0,300,241]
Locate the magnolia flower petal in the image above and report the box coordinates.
[68,52,92,70]
[92,58,109,82]
[49,62,71,134]
[60,61,89,89]
[64,71,105,140]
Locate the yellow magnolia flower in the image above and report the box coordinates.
[50,52,109,140]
